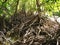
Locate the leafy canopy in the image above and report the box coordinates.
[0,0,60,17]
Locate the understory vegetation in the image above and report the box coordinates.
[0,0,60,45]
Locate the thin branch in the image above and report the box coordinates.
[14,0,19,15]
[36,0,41,12]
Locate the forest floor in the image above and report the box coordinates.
[0,11,60,45]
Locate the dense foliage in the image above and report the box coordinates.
[0,0,60,17]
